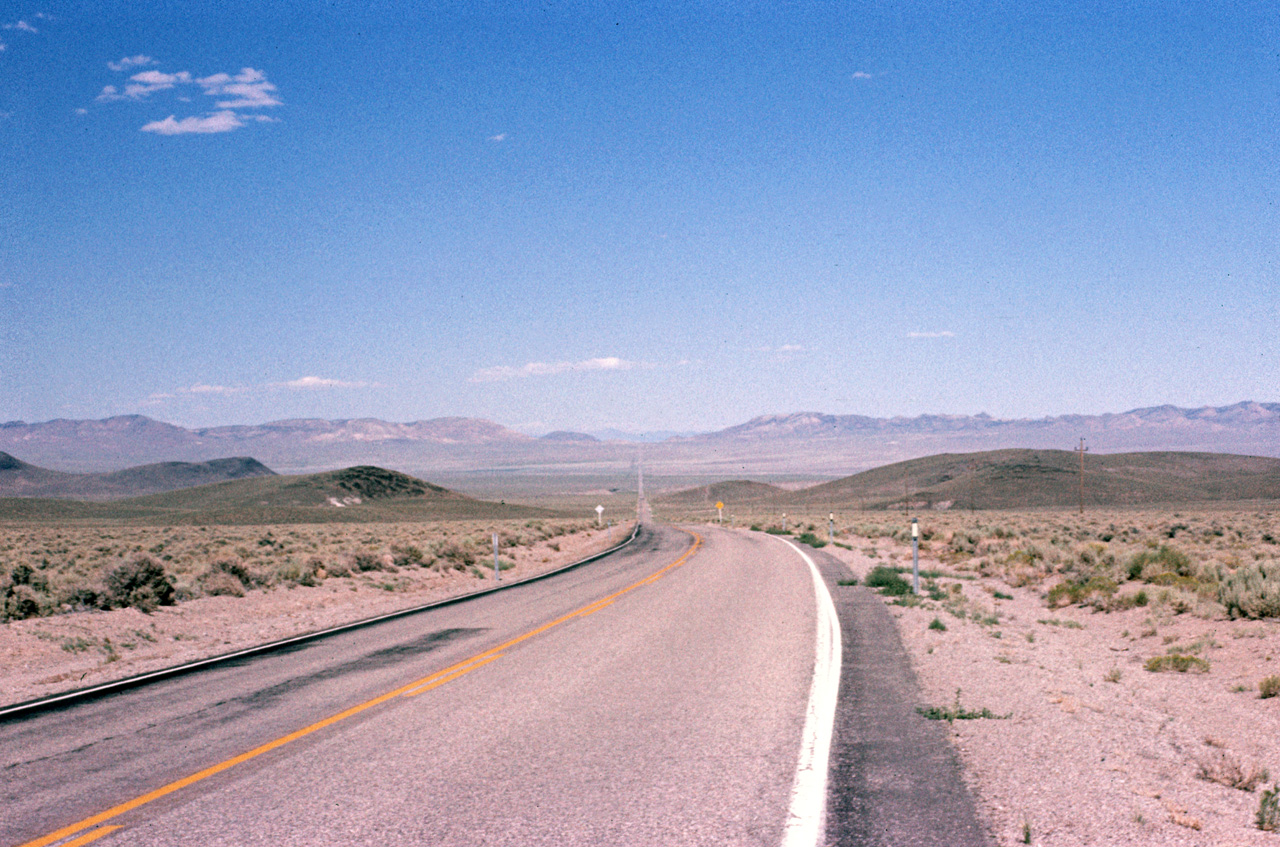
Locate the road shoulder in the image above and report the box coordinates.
[808,546,995,847]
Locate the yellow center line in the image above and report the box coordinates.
[574,598,616,618]
[402,653,504,698]
[18,531,703,847]
[59,827,121,847]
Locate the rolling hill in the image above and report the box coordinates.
[653,480,789,506]
[0,453,276,500]
[658,450,1280,512]
[0,465,563,525]
[795,450,1280,510]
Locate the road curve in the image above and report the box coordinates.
[2,523,824,847]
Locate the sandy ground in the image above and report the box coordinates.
[826,539,1280,847]
[7,523,1279,845]
[1,525,625,707]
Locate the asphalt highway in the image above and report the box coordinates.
[2,522,822,847]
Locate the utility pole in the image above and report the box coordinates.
[1076,437,1088,515]
[967,459,979,517]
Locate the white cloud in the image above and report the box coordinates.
[94,65,282,134]
[470,356,644,383]
[141,111,245,135]
[186,383,244,395]
[489,133,506,142]
[276,376,371,390]
[97,70,194,102]
[851,71,873,80]
[0,42,6,51]
[197,68,281,108]
[907,331,956,339]
[4,20,37,33]
[108,55,155,72]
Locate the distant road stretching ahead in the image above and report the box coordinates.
[2,523,832,846]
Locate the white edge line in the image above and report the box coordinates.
[774,536,843,847]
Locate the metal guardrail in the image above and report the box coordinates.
[0,521,642,722]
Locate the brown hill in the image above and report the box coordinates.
[0,453,276,500]
[790,450,1280,510]
[0,465,560,525]
[654,480,788,506]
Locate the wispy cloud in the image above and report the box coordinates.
[851,71,873,80]
[3,20,37,33]
[196,68,281,108]
[757,344,805,354]
[489,133,506,142]
[275,376,372,390]
[149,376,374,402]
[141,111,245,135]
[98,70,193,102]
[186,383,245,395]
[107,54,155,72]
[907,331,956,339]
[470,356,644,383]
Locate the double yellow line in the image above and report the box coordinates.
[19,532,702,847]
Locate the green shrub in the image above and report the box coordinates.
[866,566,911,596]
[391,544,425,567]
[1260,675,1280,700]
[1046,575,1117,608]
[917,689,1010,722]
[928,617,947,631]
[105,556,175,613]
[1219,562,1280,619]
[1144,654,1210,673]
[796,532,826,548]
[1259,785,1280,831]
[1127,545,1193,581]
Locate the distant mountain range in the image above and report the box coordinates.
[1,402,1277,476]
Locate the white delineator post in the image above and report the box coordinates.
[595,504,604,527]
[911,518,920,595]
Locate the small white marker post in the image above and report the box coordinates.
[492,532,500,582]
[911,518,920,595]
[716,501,724,525]
[828,512,835,542]
[595,504,604,527]
[782,512,787,534]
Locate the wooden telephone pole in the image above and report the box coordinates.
[1075,438,1088,515]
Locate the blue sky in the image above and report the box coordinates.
[1,1,1276,434]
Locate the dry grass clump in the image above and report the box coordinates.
[1196,752,1270,792]
[1260,675,1280,699]
[0,518,597,622]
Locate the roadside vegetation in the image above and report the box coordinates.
[726,507,1279,622]
[0,519,598,622]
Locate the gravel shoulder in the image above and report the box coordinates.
[825,540,1280,847]
[0,525,625,707]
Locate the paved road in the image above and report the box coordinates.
[2,523,821,847]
